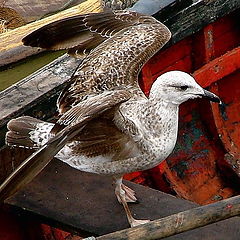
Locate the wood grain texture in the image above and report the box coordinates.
[4,0,138,22]
[5,159,240,239]
[0,54,81,128]
[94,194,240,240]
[4,0,88,22]
[160,0,240,45]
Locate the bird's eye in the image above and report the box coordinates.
[179,85,188,91]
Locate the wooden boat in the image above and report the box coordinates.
[0,0,240,239]
[137,0,240,205]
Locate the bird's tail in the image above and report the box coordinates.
[6,116,54,149]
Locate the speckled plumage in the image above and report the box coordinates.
[50,11,172,113]
[103,0,138,10]
[5,10,221,227]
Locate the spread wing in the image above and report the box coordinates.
[0,90,131,202]
[22,10,171,114]
[22,10,159,56]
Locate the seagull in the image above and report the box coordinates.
[0,10,220,227]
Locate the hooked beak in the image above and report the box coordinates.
[202,89,221,103]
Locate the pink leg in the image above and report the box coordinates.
[114,177,150,227]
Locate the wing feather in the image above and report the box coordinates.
[22,11,157,54]
[52,89,131,133]
[0,89,131,202]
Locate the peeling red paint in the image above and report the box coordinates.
[132,12,240,205]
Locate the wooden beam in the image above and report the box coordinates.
[89,195,240,240]
[3,0,88,23]
[0,0,103,66]
[193,46,240,87]
[5,159,240,239]
[130,0,192,16]
[161,0,240,46]
[0,54,81,127]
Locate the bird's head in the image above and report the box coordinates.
[149,71,221,105]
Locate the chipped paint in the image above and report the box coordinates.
[219,102,228,121]
[170,161,189,179]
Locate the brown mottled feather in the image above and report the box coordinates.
[6,116,49,149]
[51,90,134,159]
[20,10,171,161]
[22,10,171,115]
[22,11,152,53]
[51,89,131,132]
[1,89,131,201]
[0,10,177,229]
[58,90,131,125]
[71,119,124,158]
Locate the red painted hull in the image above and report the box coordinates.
[127,10,240,205]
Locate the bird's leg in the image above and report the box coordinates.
[114,177,150,227]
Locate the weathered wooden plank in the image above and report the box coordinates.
[0,0,103,66]
[4,0,88,22]
[160,0,240,46]
[0,54,82,148]
[5,159,240,239]
[129,0,192,16]
[4,0,138,23]
[92,195,240,240]
[131,0,175,15]
[0,54,81,125]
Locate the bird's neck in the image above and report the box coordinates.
[131,98,179,165]
[139,98,179,130]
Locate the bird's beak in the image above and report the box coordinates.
[202,89,221,103]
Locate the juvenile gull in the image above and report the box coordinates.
[1,10,220,227]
